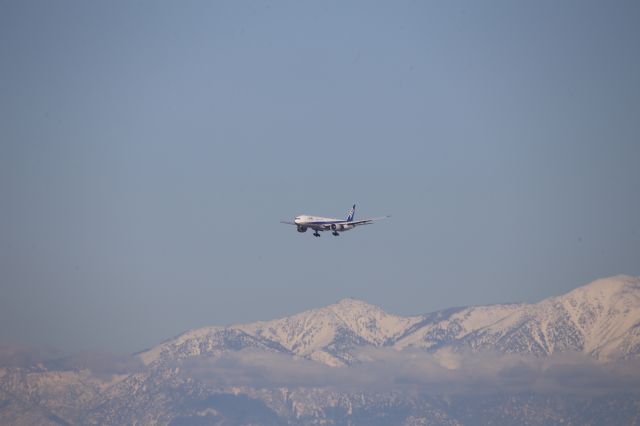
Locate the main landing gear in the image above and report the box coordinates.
[332,231,340,236]
[313,231,321,237]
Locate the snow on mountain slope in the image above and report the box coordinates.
[236,298,423,361]
[543,275,640,358]
[487,276,640,359]
[140,298,424,366]
[137,275,640,367]
[4,275,640,425]
[138,326,290,366]
[414,275,640,359]
[393,303,525,350]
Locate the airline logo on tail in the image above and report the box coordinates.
[346,204,356,222]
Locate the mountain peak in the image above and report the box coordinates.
[8,275,640,426]
[330,297,380,312]
[137,275,640,367]
[581,274,639,289]
[562,275,640,301]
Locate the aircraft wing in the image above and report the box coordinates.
[322,216,391,229]
[281,216,390,231]
[339,216,391,227]
[314,216,391,229]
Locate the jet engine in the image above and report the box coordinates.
[297,226,307,233]
[331,224,345,231]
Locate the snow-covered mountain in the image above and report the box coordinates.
[138,275,640,369]
[2,275,640,425]
[397,275,640,360]
[139,298,425,367]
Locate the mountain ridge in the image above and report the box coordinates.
[3,275,640,425]
[138,275,640,367]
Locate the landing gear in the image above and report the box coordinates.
[313,231,321,237]
[332,231,340,236]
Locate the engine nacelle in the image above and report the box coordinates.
[297,226,307,233]
[331,224,346,231]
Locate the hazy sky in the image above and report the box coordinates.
[1,0,639,354]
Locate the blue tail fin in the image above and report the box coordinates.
[346,204,356,222]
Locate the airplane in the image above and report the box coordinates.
[281,204,389,237]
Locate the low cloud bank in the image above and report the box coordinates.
[181,348,640,396]
[0,343,144,377]
[52,351,145,377]
[4,343,639,396]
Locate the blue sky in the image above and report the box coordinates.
[1,0,639,354]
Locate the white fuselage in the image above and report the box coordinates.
[294,215,355,232]
[282,204,385,237]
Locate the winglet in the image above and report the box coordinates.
[346,204,356,222]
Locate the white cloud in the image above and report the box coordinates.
[180,347,640,396]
